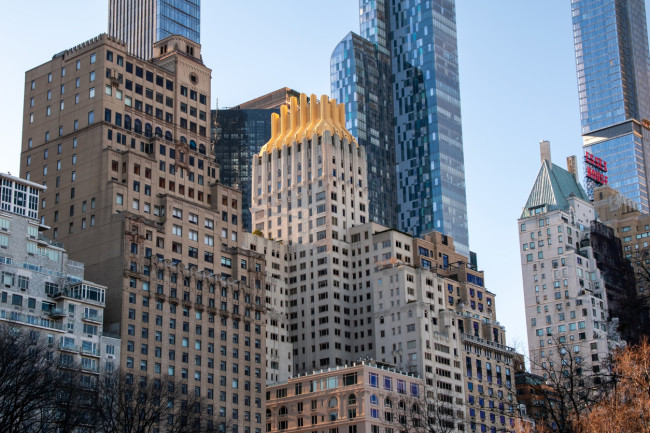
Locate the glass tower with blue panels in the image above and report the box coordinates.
[332,0,469,255]
[572,0,650,211]
[156,0,200,44]
[330,32,397,228]
[108,0,200,59]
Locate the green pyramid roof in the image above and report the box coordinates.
[521,161,589,218]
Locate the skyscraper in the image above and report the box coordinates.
[212,107,279,231]
[332,0,469,255]
[108,0,200,59]
[518,141,621,378]
[571,0,650,212]
[20,34,265,432]
[331,32,397,228]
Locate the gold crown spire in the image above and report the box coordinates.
[259,93,355,155]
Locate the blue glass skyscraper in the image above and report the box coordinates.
[331,31,397,228]
[572,0,650,212]
[108,0,200,59]
[333,0,469,255]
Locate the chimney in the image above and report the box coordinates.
[566,156,578,180]
[540,140,551,164]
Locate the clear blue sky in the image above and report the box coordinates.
[2,1,646,354]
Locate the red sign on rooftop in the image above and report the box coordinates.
[585,151,608,185]
[585,151,607,172]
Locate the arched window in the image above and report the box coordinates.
[379,316,384,324]
[145,123,152,137]
[155,126,163,137]
[189,140,197,150]
[124,115,132,130]
[180,136,187,143]
[165,131,173,141]
[266,409,271,419]
[134,119,142,134]
[329,397,337,408]
[279,406,288,416]
[199,143,206,155]
[370,394,378,405]
[384,397,392,407]
[348,394,356,405]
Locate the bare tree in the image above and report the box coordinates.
[526,335,614,433]
[92,369,216,433]
[0,325,94,433]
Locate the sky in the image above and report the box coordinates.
[1,1,644,356]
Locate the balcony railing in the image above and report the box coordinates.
[80,346,101,357]
[48,308,66,318]
[0,309,64,331]
[82,312,103,323]
[461,333,517,354]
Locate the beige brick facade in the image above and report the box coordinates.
[20,34,266,433]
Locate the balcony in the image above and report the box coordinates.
[48,308,66,319]
[59,342,79,353]
[81,363,100,374]
[58,360,78,370]
[0,309,64,331]
[82,312,103,324]
[80,346,101,357]
[461,333,517,354]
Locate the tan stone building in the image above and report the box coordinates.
[266,362,425,433]
[20,34,266,432]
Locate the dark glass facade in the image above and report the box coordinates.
[331,32,397,228]
[212,109,278,232]
[573,0,650,211]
